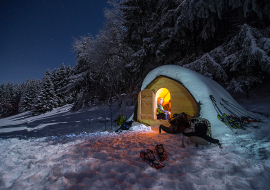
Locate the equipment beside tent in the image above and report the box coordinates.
[117,115,126,126]
[115,121,133,132]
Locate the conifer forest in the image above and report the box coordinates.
[1,0,270,118]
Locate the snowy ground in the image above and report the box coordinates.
[0,95,270,189]
[0,99,135,139]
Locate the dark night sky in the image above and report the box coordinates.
[0,0,108,84]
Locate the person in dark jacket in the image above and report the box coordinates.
[159,113,190,134]
[182,123,221,146]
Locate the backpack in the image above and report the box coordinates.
[190,117,212,137]
[169,112,190,133]
[194,123,208,136]
[115,121,133,132]
[117,115,126,126]
[168,113,179,126]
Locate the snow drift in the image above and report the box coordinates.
[0,91,269,190]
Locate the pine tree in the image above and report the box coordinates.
[0,84,12,117]
[185,24,270,97]
[0,83,22,117]
[33,69,57,115]
[19,79,31,113]
[63,64,74,104]
[70,0,135,110]
[120,0,270,73]
[54,63,67,106]
[223,24,270,97]
[10,83,21,115]
[51,68,58,92]
[19,79,40,113]
[25,79,39,110]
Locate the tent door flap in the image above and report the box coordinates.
[138,89,156,121]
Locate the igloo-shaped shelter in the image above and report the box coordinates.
[132,65,250,136]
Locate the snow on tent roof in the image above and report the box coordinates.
[141,65,250,137]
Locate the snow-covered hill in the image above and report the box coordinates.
[0,95,269,189]
[0,101,135,139]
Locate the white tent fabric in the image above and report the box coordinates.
[141,65,252,137]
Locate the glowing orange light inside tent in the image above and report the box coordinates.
[156,88,171,106]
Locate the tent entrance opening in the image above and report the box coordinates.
[156,88,171,120]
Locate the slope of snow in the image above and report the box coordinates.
[0,94,269,189]
[0,104,73,128]
[0,99,135,139]
[0,123,269,190]
[141,65,264,137]
[0,82,269,189]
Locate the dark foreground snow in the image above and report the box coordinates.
[0,125,270,190]
[0,95,270,190]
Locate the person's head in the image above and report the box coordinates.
[158,98,163,104]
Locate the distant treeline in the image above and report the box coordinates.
[0,64,73,118]
[1,0,270,118]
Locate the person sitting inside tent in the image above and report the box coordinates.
[157,98,171,120]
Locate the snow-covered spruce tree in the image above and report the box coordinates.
[53,63,75,106]
[120,1,216,54]
[32,69,57,115]
[71,33,129,110]
[0,83,12,117]
[174,0,269,55]
[18,79,40,113]
[120,0,270,80]
[0,83,22,117]
[54,63,67,107]
[63,64,74,104]
[18,79,30,113]
[27,79,40,110]
[51,68,61,106]
[70,0,134,110]
[30,79,42,113]
[185,24,270,98]
[264,26,270,38]
[120,0,162,79]
[51,68,58,91]
[183,49,228,84]
[71,35,99,110]
[223,24,270,98]
[11,83,22,115]
[119,0,226,82]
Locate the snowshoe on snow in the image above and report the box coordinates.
[140,149,165,169]
[154,144,169,162]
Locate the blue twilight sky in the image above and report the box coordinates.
[0,0,109,84]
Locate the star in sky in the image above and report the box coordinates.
[0,0,109,84]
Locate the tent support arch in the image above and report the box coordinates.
[136,76,200,127]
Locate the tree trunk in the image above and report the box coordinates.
[246,89,250,99]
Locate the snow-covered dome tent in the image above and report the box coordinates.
[133,65,251,137]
